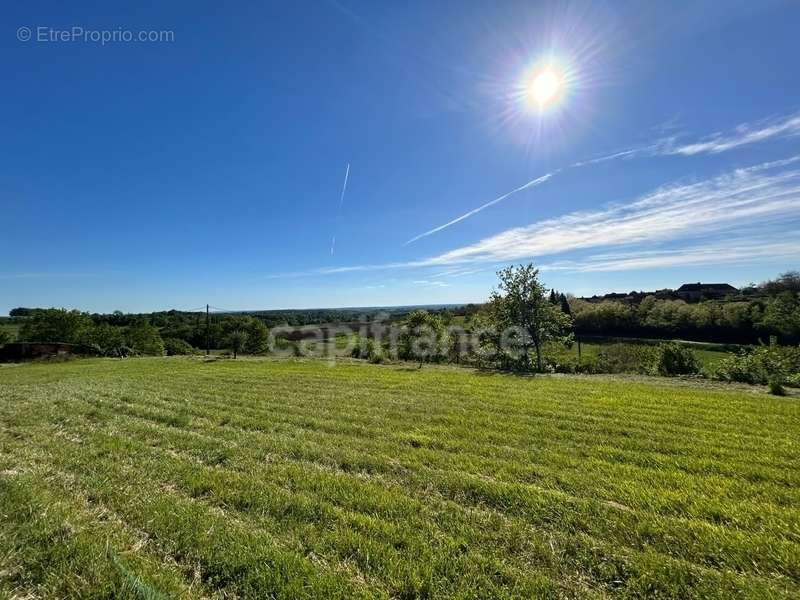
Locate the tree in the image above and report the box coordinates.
[398,310,448,367]
[760,270,800,294]
[126,322,165,356]
[226,330,248,359]
[559,293,572,317]
[244,319,270,354]
[163,338,195,356]
[87,322,126,355]
[0,330,10,346]
[484,264,572,372]
[18,309,94,344]
[759,292,800,342]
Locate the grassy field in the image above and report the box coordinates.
[1,358,798,598]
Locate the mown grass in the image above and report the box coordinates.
[0,357,798,598]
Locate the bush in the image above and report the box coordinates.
[712,345,800,385]
[652,342,700,376]
[163,338,195,356]
[351,337,385,363]
[126,323,165,356]
[768,376,786,396]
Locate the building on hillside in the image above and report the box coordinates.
[675,282,738,302]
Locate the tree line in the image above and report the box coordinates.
[4,269,798,358]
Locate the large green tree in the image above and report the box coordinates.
[18,309,94,344]
[482,264,572,372]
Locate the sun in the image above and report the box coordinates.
[526,67,563,108]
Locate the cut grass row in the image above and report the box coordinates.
[1,357,798,598]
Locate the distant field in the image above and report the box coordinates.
[558,341,731,370]
[1,358,798,598]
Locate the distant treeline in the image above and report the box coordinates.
[3,271,798,352]
[2,304,474,356]
[568,271,800,345]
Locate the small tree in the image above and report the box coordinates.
[87,322,126,356]
[244,319,269,355]
[399,310,448,367]
[226,330,248,359]
[126,322,165,356]
[559,293,572,317]
[0,330,10,346]
[484,264,572,372]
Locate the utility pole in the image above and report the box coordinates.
[205,304,210,356]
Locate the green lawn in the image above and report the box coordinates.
[1,358,798,598]
[560,341,730,371]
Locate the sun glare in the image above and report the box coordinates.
[527,68,563,108]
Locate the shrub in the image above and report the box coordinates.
[652,342,700,376]
[768,376,786,396]
[788,372,800,388]
[712,345,800,385]
[351,337,385,363]
[126,323,165,356]
[163,338,195,356]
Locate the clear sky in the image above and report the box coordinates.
[2,0,800,314]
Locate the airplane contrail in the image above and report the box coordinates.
[330,163,350,256]
[404,171,557,245]
[339,162,350,209]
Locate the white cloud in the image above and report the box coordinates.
[541,235,800,273]
[264,155,800,280]
[425,156,800,266]
[406,111,800,245]
[670,113,800,156]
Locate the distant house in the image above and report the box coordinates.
[675,282,737,302]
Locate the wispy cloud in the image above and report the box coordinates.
[412,280,450,287]
[540,235,800,273]
[404,172,556,245]
[427,156,800,265]
[670,112,800,156]
[265,155,800,280]
[404,111,800,246]
[579,111,800,163]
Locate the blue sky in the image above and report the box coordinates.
[2,0,799,314]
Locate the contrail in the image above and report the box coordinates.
[404,111,800,246]
[330,163,350,256]
[339,162,350,209]
[404,171,557,245]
